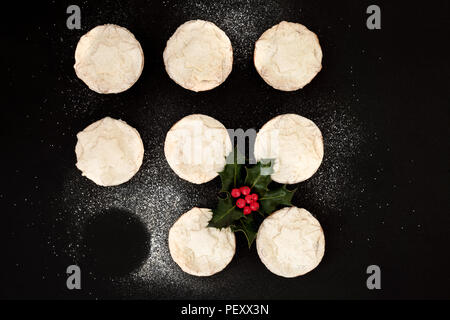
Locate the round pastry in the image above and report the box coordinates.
[163,20,233,92]
[75,117,144,186]
[168,207,236,276]
[74,24,144,94]
[256,206,325,278]
[254,113,323,184]
[164,114,232,184]
[254,21,322,91]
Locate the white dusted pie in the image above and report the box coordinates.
[74,24,144,94]
[169,207,236,276]
[163,20,233,92]
[164,114,232,184]
[75,117,144,186]
[254,21,322,91]
[256,207,325,278]
[254,114,323,184]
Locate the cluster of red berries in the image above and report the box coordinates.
[231,186,259,215]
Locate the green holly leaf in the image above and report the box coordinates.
[218,149,244,192]
[208,192,244,228]
[209,154,297,248]
[231,215,258,248]
[244,159,274,196]
[259,185,296,215]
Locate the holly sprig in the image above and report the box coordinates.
[208,149,296,247]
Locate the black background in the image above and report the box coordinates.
[1,0,449,300]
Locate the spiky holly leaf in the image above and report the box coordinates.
[209,151,297,248]
[231,214,258,248]
[259,185,296,215]
[244,159,274,196]
[218,148,244,192]
[208,192,244,228]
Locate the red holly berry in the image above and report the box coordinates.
[245,195,253,204]
[243,206,252,215]
[250,201,260,211]
[251,193,258,201]
[236,198,246,208]
[240,186,251,196]
[231,188,241,198]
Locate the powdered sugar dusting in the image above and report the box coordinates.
[49,0,368,299]
[174,0,283,68]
